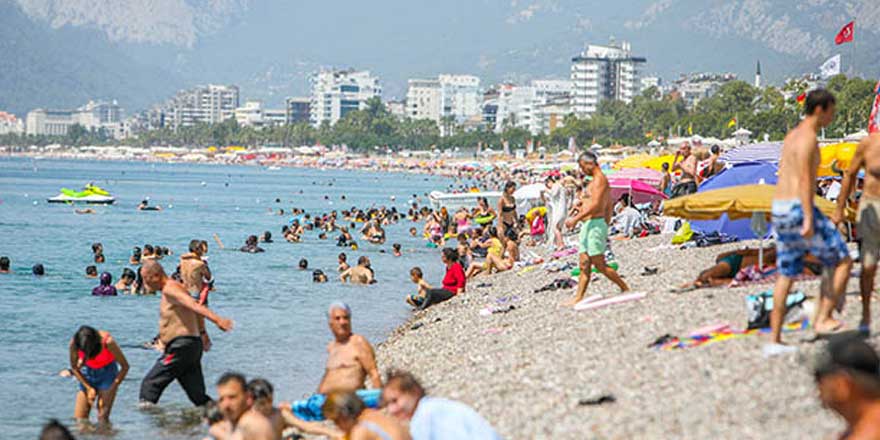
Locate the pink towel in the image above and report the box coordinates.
[574,292,647,311]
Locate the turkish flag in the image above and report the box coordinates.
[835,21,854,45]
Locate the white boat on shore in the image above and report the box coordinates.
[428,190,502,212]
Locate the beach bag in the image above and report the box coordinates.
[530,215,546,236]
[671,221,693,245]
[745,290,807,330]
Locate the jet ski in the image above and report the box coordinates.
[47,184,115,204]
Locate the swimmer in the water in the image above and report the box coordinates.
[392,243,402,257]
[92,243,105,264]
[338,253,350,272]
[340,256,373,285]
[75,208,96,215]
[115,268,136,294]
[313,270,328,283]
[33,263,45,276]
[299,258,308,270]
[260,231,273,243]
[130,247,141,265]
[409,227,418,237]
[0,256,9,273]
[137,200,162,211]
[240,235,265,253]
[85,265,98,278]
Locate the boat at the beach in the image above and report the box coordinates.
[47,184,115,204]
[428,190,502,212]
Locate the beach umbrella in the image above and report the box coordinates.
[513,183,545,201]
[662,184,850,221]
[719,142,782,165]
[611,167,662,186]
[819,142,858,177]
[608,178,668,204]
[690,162,778,240]
[613,153,653,170]
[642,154,676,171]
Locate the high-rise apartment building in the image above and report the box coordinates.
[161,84,239,130]
[285,97,311,125]
[571,41,646,117]
[494,80,572,135]
[406,74,480,135]
[310,69,381,127]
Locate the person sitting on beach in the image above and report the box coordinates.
[814,336,880,440]
[381,370,499,440]
[406,267,432,308]
[338,253,350,272]
[340,256,374,285]
[85,265,98,279]
[419,248,466,310]
[115,268,136,294]
[213,373,274,440]
[240,235,265,253]
[318,302,382,394]
[465,227,512,279]
[455,234,473,270]
[68,325,129,425]
[323,391,411,440]
[0,256,9,273]
[241,378,343,440]
[92,272,117,296]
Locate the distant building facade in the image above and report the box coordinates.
[671,73,737,109]
[26,100,125,138]
[0,111,24,135]
[494,80,572,135]
[310,69,381,127]
[234,100,286,128]
[406,74,480,135]
[285,97,311,125]
[571,41,646,117]
[162,84,240,130]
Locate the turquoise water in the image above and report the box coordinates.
[0,158,449,439]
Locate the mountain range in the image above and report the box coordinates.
[1,0,878,116]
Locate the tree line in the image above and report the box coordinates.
[1,75,875,152]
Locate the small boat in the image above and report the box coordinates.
[47,184,115,204]
[428,190,502,212]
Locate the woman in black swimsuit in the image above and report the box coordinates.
[498,181,519,244]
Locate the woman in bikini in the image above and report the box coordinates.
[497,181,519,246]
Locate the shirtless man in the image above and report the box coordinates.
[834,132,880,331]
[317,302,381,394]
[814,336,880,440]
[213,373,274,440]
[671,143,698,197]
[340,257,374,284]
[563,151,629,307]
[139,260,233,406]
[770,89,851,344]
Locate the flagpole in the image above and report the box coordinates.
[852,19,857,77]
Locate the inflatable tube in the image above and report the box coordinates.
[525,206,547,222]
[474,215,495,225]
[292,389,381,421]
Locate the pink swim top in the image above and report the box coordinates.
[78,333,115,369]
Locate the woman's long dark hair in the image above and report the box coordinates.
[441,247,459,264]
[73,325,101,359]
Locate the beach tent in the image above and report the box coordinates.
[662,183,849,221]
[719,142,782,165]
[610,167,663,186]
[689,162,778,240]
[609,178,668,205]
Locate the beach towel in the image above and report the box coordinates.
[651,320,810,351]
[728,264,820,288]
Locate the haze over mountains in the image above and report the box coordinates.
[2,0,878,116]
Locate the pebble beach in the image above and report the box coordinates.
[375,234,867,439]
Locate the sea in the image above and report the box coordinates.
[0,157,451,439]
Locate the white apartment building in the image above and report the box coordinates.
[571,41,646,117]
[0,111,24,135]
[26,100,125,137]
[235,100,263,127]
[406,74,480,135]
[310,69,381,127]
[163,84,240,130]
[494,80,573,135]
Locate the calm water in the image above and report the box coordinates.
[0,158,450,439]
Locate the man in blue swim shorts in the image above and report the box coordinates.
[771,89,852,344]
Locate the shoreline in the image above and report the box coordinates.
[373,234,860,439]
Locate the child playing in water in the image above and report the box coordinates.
[406,267,431,308]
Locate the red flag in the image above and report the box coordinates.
[869,81,880,134]
[796,92,806,105]
[835,21,854,45]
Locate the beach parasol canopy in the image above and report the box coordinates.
[609,178,668,204]
[610,167,663,186]
[819,142,858,177]
[662,184,851,221]
[719,142,782,165]
[690,162,778,240]
[613,153,654,170]
[513,183,545,201]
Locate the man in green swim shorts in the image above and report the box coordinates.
[563,151,630,307]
